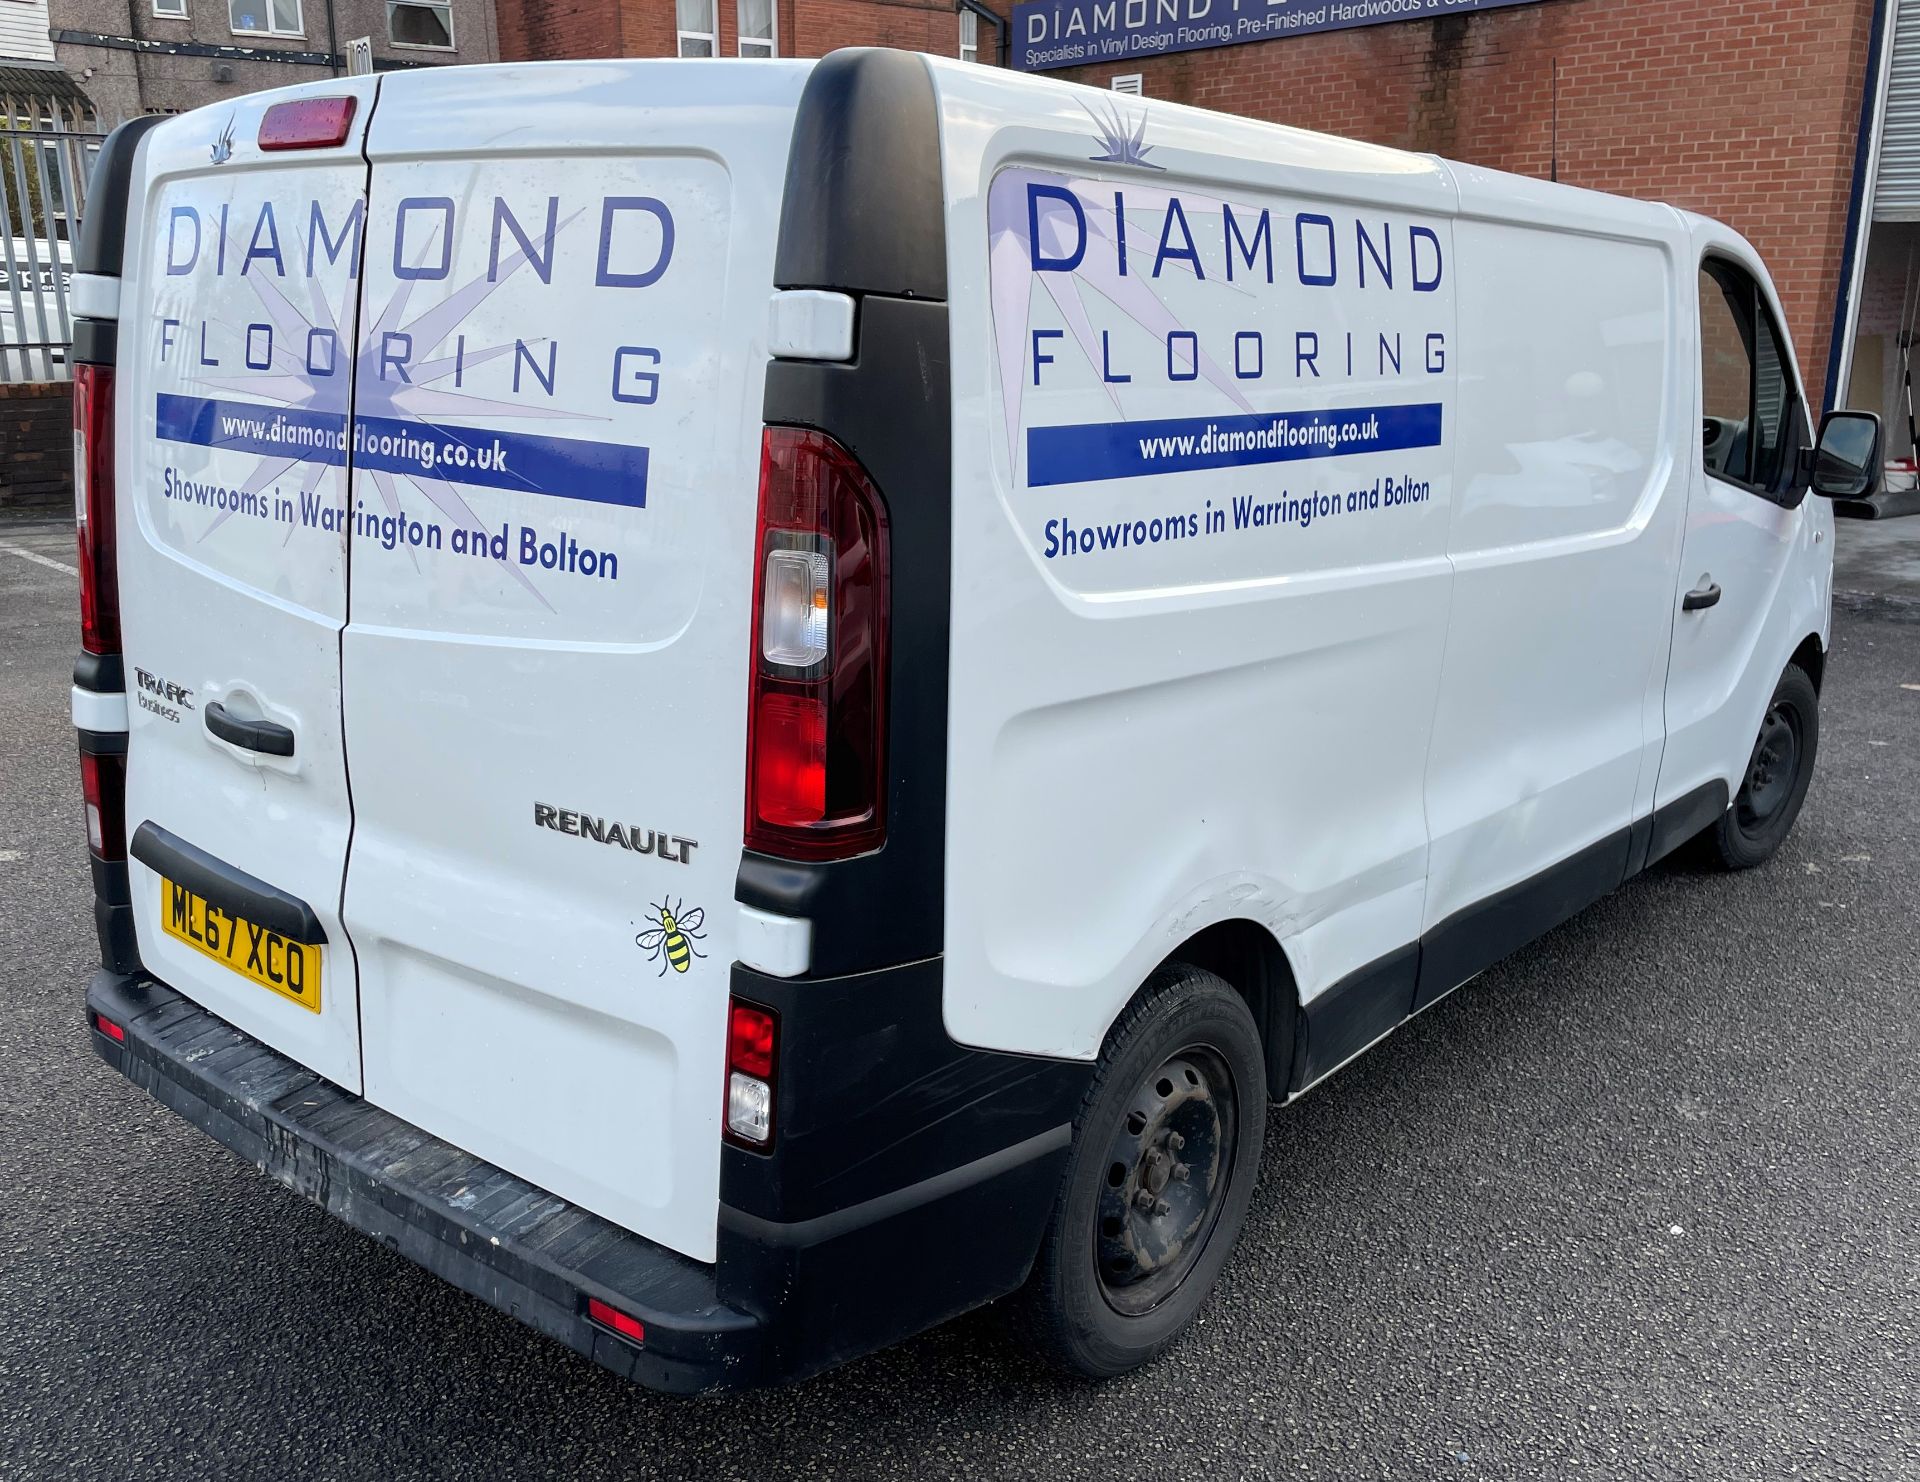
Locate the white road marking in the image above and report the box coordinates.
[0,540,77,577]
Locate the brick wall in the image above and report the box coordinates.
[496,0,981,63]
[1046,0,1877,408]
[0,382,73,515]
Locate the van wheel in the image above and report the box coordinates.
[1016,964,1266,1379]
[1707,663,1820,871]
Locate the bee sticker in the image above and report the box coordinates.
[637,898,706,976]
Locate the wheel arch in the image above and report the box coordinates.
[1153,918,1298,1103]
[1790,630,1827,693]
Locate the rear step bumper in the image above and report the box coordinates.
[86,970,762,1395]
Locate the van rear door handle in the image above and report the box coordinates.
[205,700,295,757]
[1682,581,1723,612]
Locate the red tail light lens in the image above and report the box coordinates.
[74,363,118,655]
[745,428,889,860]
[258,96,357,151]
[727,1001,777,1079]
[93,1012,126,1043]
[79,749,127,862]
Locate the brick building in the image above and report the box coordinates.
[496,0,1920,429]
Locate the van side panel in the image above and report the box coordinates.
[1419,176,1688,956]
[934,65,1461,1061]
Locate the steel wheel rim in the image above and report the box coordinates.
[1093,1046,1237,1317]
[1737,700,1801,832]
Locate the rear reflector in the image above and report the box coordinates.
[258,96,357,151]
[73,363,118,655]
[93,1012,125,1043]
[585,1297,645,1344]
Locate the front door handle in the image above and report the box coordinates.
[205,700,295,757]
[1682,581,1723,612]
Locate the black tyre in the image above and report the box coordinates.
[1706,663,1820,871]
[1016,963,1266,1379]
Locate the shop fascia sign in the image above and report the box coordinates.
[1013,0,1555,73]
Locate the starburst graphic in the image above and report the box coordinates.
[209,116,235,166]
[1085,100,1162,171]
[183,204,601,612]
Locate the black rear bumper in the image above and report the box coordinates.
[86,965,1088,1393]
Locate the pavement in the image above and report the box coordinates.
[2,512,1918,1480]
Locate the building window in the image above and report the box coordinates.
[677,0,716,57]
[388,1,454,48]
[738,0,774,57]
[228,0,302,36]
[153,0,189,18]
[959,8,978,62]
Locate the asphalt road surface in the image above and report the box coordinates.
[3,514,1917,1480]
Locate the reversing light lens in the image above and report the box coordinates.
[584,1296,645,1344]
[761,546,831,667]
[727,1072,773,1145]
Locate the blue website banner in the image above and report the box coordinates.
[1013,0,1553,72]
[154,393,650,509]
[1026,401,1443,486]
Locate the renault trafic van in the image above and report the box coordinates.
[69,50,1885,1393]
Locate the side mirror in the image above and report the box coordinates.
[1810,410,1884,500]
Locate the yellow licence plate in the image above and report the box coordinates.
[159,877,322,1014]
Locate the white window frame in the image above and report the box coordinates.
[737,0,775,58]
[677,0,717,57]
[387,0,455,51]
[152,0,189,19]
[959,8,978,63]
[228,0,304,39]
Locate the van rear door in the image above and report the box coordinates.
[117,81,380,1091]
[338,62,806,1261]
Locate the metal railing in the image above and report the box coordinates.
[1,95,105,383]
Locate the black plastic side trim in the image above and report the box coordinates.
[773,49,947,301]
[76,115,164,279]
[74,651,125,695]
[1416,828,1631,1012]
[716,956,1088,1381]
[128,821,326,945]
[1291,943,1418,1092]
[71,317,117,367]
[1645,780,1731,869]
[744,295,951,974]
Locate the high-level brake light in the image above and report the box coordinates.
[744,428,890,861]
[258,96,357,151]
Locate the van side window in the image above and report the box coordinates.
[1699,259,1804,500]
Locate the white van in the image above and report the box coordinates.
[70,51,1885,1392]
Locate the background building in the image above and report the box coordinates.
[51,0,500,125]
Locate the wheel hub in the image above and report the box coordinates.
[1094,1050,1236,1317]
[1738,702,1801,829]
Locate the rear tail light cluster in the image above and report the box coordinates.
[725,999,778,1147]
[73,363,117,656]
[74,361,129,867]
[79,751,127,862]
[745,428,890,861]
